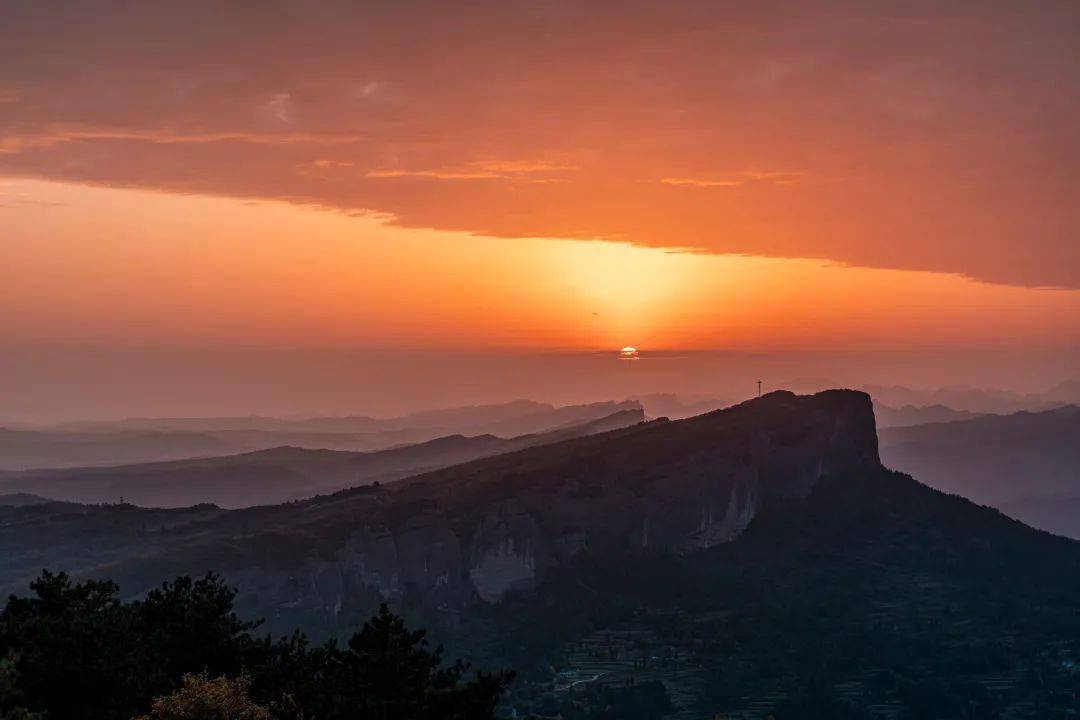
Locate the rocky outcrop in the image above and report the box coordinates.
[187,391,880,627]
[0,390,881,633]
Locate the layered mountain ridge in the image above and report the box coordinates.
[880,404,1080,537]
[6,389,1080,716]
[0,407,645,508]
[260,389,878,608]
[1,390,879,621]
[0,399,643,471]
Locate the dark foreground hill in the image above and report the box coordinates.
[0,409,645,508]
[3,391,1080,717]
[880,405,1080,538]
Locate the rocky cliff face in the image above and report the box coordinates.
[178,390,881,630]
[0,391,879,634]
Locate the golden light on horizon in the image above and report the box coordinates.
[2,180,1078,357]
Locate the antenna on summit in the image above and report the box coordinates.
[756,380,762,397]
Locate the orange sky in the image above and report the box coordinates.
[2,1,1079,419]
[3,2,1079,287]
[3,179,1078,355]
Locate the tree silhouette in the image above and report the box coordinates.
[1,572,513,720]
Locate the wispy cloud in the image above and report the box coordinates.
[366,159,577,182]
[661,170,805,188]
[295,159,357,177]
[0,126,366,154]
[366,169,503,180]
[264,93,293,124]
[744,170,804,185]
[660,177,743,188]
[471,160,578,173]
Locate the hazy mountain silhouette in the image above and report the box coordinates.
[0,408,645,509]
[0,428,245,471]
[0,399,641,470]
[630,393,731,420]
[872,402,981,428]
[0,492,60,506]
[4,391,1080,716]
[863,381,1075,414]
[880,405,1080,537]
[1045,377,1080,404]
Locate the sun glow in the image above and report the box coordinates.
[3,180,1078,356]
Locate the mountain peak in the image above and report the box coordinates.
[0,390,886,623]
[214,390,884,608]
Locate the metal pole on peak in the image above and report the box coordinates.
[756,380,762,397]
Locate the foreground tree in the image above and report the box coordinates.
[263,604,512,720]
[0,653,41,720]
[1,571,513,720]
[137,675,272,720]
[0,571,259,720]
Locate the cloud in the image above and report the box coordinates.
[0,0,1077,288]
[661,171,805,188]
[356,82,381,99]
[471,160,578,174]
[310,159,354,168]
[661,177,743,188]
[264,93,293,124]
[366,159,577,182]
[743,171,804,185]
[0,126,366,151]
[366,169,504,180]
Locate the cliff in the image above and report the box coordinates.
[0,391,880,632]
[60,390,882,629]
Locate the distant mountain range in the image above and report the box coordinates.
[779,377,1079,417]
[871,402,981,428]
[0,492,64,507]
[629,393,731,419]
[863,379,1078,414]
[880,404,1080,538]
[0,408,645,508]
[4,390,1080,716]
[0,399,642,470]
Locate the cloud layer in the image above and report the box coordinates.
[2,0,1078,287]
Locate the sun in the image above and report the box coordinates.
[619,346,639,360]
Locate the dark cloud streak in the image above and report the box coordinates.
[2,0,1078,287]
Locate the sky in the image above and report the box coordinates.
[2,1,1078,420]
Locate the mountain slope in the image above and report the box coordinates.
[880,405,1080,537]
[488,465,1080,717]
[1,400,642,470]
[3,391,1080,717]
[0,492,60,506]
[0,408,646,508]
[872,402,980,428]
